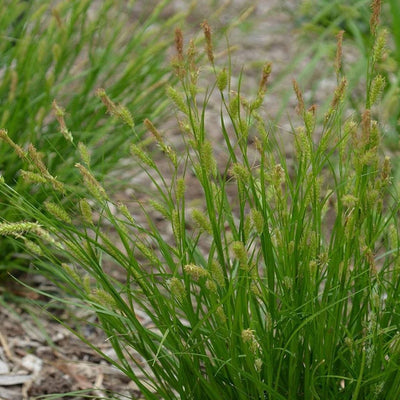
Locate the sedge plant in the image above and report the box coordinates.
[0,0,188,273]
[297,0,400,144]
[1,5,400,400]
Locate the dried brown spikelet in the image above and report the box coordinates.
[292,79,305,115]
[370,0,382,36]
[174,28,184,62]
[201,20,214,64]
[335,30,344,79]
[173,28,185,79]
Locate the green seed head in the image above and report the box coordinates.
[217,68,228,91]
[184,263,209,281]
[168,277,186,302]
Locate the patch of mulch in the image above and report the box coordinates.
[0,275,143,400]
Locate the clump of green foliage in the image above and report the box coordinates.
[0,0,186,272]
[297,0,400,142]
[1,2,400,400]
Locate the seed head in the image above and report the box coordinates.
[24,239,43,256]
[0,221,41,237]
[90,288,117,309]
[230,163,250,184]
[20,170,47,184]
[149,200,169,219]
[176,177,186,202]
[258,62,272,94]
[241,329,260,354]
[171,209,181,243]
[144,118,163,144]
[79,198,93,225]
[174,27,184,62]
[335,30,344,80]
[75,163,108,201]
[52,100,73,142]
[210,260,225,287]
[329,77,347,114]
[117,201,135,224]
[241,328,256,343]
[135,241,159,266]
[380,156,391,187]
[61,263,82,283]
[78,142,91,166]
[293,79,305,115]
[369,74,385,106]
[370,0,382,36]
[191,208,212,234]
[166,86,189,115]
[232,241,248,270]
[205,279,218,293]
[0,129,26,159]
[200,140,217,178]
[130,144,156,169]
[44,201,72,224]
[96,88,134,128]
[201,20,214,64]
[184,263,209,281]
[372,29,387,64]
[217,68,228,91]
[215,305,226,324]
[168,277,185,301]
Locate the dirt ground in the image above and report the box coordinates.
[0,1,333,399]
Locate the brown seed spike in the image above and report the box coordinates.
[308,104,317,115]
[174,28,184,62]
[335,30,344,80]
[370,0,382,36]
[201,20,214,64]
[292,79,305,115]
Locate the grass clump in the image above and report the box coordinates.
[0,0,186,272]
[297,0,400,143]
[1,5,400,400]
